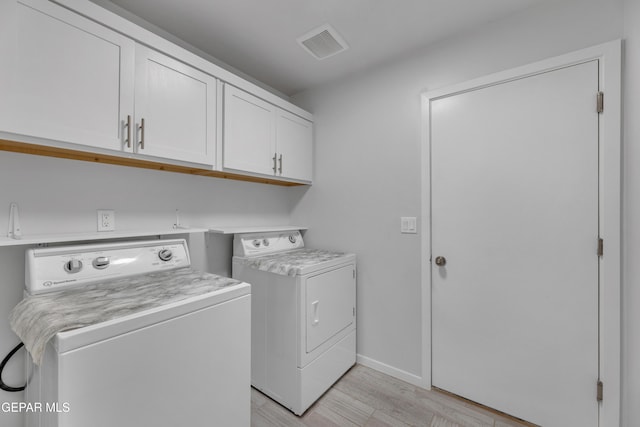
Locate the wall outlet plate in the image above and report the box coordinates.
[97,210,115,232]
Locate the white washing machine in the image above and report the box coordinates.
[10,239,251,427]
[232,230,356,415]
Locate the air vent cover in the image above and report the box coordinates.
[297,24,349,60]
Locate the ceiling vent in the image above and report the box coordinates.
[297,24,349,60]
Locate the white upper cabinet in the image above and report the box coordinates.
[224,85,313,183]
[134,46,216,165]
[0,0,216,167]
[223,85,276,176]
[276,109,313,182]
[0,0,311,184]
[0,0,135,152]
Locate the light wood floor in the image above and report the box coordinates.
[251,364,535,427]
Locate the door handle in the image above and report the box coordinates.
[311,300,319,326]
[124,115,132,148]
[138,118,145,150]
[435,256,446,267]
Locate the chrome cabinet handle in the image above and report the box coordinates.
[125,115,132,148]
[139,118,145,150]
[435,256,446,267]
[278,154,283,174]
[272,153,277,173]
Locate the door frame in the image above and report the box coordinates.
[420,40,621,427]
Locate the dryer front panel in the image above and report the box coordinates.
[304,264,355,354]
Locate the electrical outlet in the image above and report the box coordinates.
[97,210,115,232]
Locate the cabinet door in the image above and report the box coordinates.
[276,109,313,182]
[0,0,134,152]
[223,85,276,176]
[134,45,216,166]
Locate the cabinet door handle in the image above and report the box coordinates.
[272,153,277,174]
[125,115,132,148]
[138,118,145,150]
[278,154,283,175]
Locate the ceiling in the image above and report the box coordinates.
[101,0,545,96]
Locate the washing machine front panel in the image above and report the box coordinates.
[35,295,250,427]
[18,239,251,427]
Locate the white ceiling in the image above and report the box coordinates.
[103,0,545,96]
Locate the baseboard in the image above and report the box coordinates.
[356,354,427,389]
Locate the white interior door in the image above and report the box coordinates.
[431,61,599,427]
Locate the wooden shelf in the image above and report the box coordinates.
[0,228,208,247]
[0,139,307,187]
[207,226,307,235]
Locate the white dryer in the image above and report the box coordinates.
[232,230,356,415]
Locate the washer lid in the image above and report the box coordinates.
[11,267,248,364]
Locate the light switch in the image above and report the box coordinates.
[401,217,417,234]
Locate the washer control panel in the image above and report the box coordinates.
[26,239,190,295]
[234,231,304,257]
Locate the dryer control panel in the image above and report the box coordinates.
[234,231,304,257]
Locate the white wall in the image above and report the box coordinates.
[0,151,295,426]
[623,0,640,425]
[291,0,626,400]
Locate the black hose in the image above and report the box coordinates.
[0,342,26,392]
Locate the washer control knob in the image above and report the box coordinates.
[263,239,270,247]
[92,256,110,270]
[64,259,83,274]
[252,239,262,248]
[288,234,297,244]
[158,249,173,262]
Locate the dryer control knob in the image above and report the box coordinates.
[252,239,262,248]
[64,259,83,274]
[288,234,297,244]
[158,249,173,261]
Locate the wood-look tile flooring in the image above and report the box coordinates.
[251,364,535,427]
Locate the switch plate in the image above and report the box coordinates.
[401,217,417,234]
[97,210,115,232]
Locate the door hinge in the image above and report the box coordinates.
[597,91,604,114]
[597,380,603,402]
[597,238,604,257]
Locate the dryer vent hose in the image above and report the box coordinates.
[0,343,26,392]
